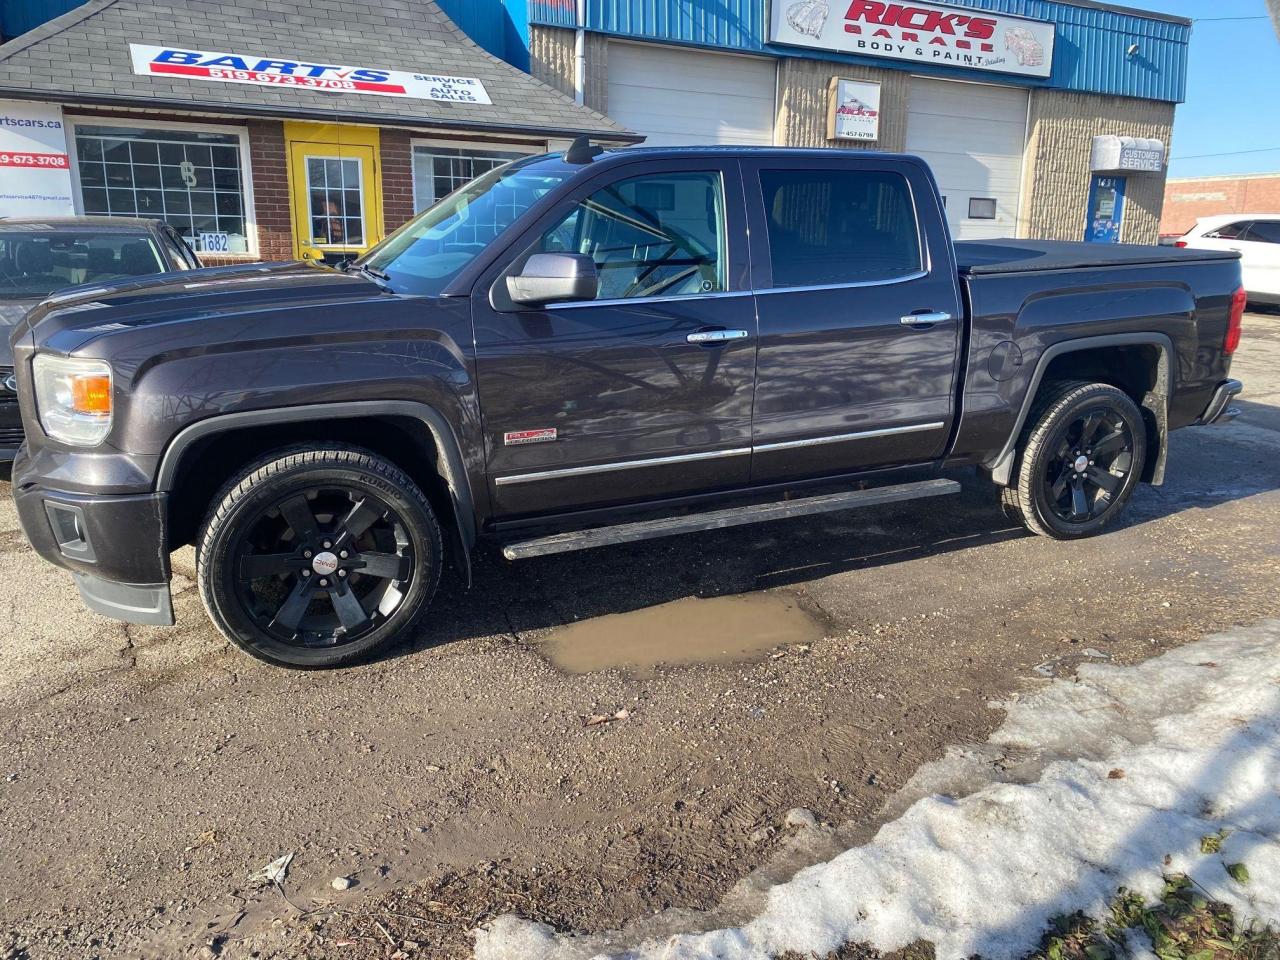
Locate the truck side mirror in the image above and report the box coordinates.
[506,253,599,306]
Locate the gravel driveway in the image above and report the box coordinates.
[1,314,1278,960]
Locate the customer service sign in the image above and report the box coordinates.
[0,100,75,217]
[772,1,1055,79]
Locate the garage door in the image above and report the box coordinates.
[906,77,1028,241]
[607,42,776,147]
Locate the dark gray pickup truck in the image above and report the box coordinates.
[9,145,1245,667]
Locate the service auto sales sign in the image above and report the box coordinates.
[771,0,1055,79]
[129,44,492,104]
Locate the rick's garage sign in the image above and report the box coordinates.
[773,1,1055,79]
[129,44,492,104]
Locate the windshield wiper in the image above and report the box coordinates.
[357,263,391,289]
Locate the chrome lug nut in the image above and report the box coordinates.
[303,549,313,559]
[338,569,347,578]
[302,570,311,577]
[339,550,348,559]
[319,578,329,587]
[323,540,332,549]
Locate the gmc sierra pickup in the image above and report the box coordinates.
[9,144,1246,668]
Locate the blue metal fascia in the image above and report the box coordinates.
[438,0,532,70]
[0,0,86,38]
[528,0,1189,102]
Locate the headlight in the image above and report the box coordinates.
[32,355,113,446]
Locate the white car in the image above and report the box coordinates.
[1175,214,1280,306]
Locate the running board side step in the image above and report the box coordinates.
[501,478,961,560]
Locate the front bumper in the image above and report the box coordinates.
[1197,378,1243,426]
[0,396,21,464]
[13,452,174,625]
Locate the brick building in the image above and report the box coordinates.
[1160,173,1280,237]
[520,0,1188,245]
[0,0,636,264]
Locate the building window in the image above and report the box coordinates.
[411,145,527,211]
[74,124,252,255]
[968,197,998,220]
[306,157,365,247]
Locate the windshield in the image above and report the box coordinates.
[0,232,164,300]
[360,160,570,296]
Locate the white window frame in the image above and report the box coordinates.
[66,116,259,257]
[301,153,368,249]
[409,137,539,212]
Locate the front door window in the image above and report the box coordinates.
[533,171,727,300]
[306,157,365,248]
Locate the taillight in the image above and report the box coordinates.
[1174,240,1188,248]
[1225,286,1246,355]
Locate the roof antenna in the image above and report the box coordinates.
[564,136,603,164]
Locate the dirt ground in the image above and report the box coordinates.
[1,314,1278,960]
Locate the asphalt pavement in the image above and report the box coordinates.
[1,313,1278,960]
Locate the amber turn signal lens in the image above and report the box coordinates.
[71,374,112,415]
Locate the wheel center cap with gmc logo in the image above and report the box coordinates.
[312,552,339,576]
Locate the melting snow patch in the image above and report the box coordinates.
[474,620,1280,960]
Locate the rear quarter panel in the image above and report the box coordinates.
[950,258,1242,466]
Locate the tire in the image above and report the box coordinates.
[1000,381,1147,540]
[197,446,442,668]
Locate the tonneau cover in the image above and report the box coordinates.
[956,239,1239,276]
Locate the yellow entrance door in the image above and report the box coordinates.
[284,122,383,263]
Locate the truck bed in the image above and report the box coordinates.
[955,239,1239,276]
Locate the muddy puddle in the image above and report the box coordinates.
[539,592,826,676]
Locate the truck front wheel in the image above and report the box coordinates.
[1000,381,1147,540]
[196,447,442,668]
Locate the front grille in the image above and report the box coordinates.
[0,427,23,445]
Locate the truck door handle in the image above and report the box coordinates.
[900,311,952,328]
[687,329,749,344]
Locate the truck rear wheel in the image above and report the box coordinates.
[1000,381,1146,540]
[196,447,442,668]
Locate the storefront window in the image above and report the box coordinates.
[411,145,527,211]
[306,157,364,247]
[74,125,251,255]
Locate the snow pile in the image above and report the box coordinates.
[475,620,1280,960]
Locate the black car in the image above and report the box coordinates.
[1,216,200,465]
[9,146,1245,668]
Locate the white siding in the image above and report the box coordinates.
[906,78,1028,240]
[607,42,776,147]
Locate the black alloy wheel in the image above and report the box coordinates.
[1041,407,1135,525]
[1001,381,1147,540]
[198,448,441,668]
[231,485,414,647]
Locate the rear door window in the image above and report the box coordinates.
[759,169,921,288]
[1212,221,1252,239]
[1243,220,1280,244]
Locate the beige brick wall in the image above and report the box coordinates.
[775,59,908,152]
[529,25,609,114]
[1020,89,1175,244]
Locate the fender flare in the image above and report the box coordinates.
[154,400,477,585]
[985,332,1175,487]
